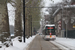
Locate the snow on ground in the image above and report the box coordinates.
[55,37,75,47]
[50,37,75,49]
[0,46,21,50]
[0,35,36,50]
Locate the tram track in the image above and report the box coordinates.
[40,34,75,50]
[40,35,63,50]
[55,41,75,50]
[50,41,75,50]
[26,35,75,50]
[48,41,62,50]
[39,35,61,50]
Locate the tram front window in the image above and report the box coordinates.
[45,26,55,35]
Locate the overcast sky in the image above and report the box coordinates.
[40,0,62,16]
[44,0,62,6]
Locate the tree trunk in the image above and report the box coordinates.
[14,0,22,37]
[0,0,10,42]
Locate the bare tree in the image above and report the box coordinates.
[0,0,10,42]
[14,0,23,37]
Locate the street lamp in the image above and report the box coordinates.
[62,17,69,38]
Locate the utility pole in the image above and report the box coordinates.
[23,0,25,42]
[31,15,32,37]
[61,3,64,37]
[41,19,43,33]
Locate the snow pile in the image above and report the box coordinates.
[0,35,36,50]
[13,35,36,50]
[1,46,21,50]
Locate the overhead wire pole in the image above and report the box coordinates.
[31,15,32,37]
[23,0,25,42]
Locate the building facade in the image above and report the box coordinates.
[53,6,75,38]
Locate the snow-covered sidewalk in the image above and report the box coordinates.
[50,37,75,50]
[0,35,36,50]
